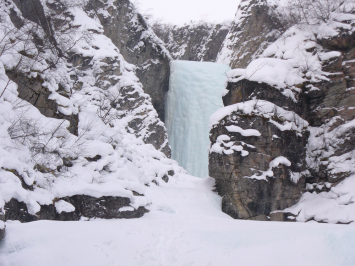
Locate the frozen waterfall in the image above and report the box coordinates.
[165,61,230,178]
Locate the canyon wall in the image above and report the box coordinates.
[0,0,184,239]
[209,0,355,223]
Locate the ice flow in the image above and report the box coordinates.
[165,61,230,178]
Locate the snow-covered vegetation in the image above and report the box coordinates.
[0,0,185,220]
[1,0,355,264]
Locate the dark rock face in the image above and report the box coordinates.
[300,33,355,186]
[217,0,283,68]
[154,23,230,62]
[209,100,308,220]
[0,211,5,241]
[0,0,174,231]
[7,71,79,135]
[0,227,4,241]
[210,19,355,222]
[12,0,61,55]
[85,0,171,121]
[4,196,147,223]
[223,80,302,115]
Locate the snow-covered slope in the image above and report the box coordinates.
[2,177,355,266]
[0,0,188,233]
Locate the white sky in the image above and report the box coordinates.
[135,0,241,25]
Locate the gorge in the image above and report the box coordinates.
[1,0,355,264]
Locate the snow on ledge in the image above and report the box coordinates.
[119,206,135,212]
[227,58,305,90]
[55,200,75,214]
[245,156,291,181]
[226,125,261,137]
[210,100,308,134]
[210,135,249,157]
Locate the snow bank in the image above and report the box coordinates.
[227,58,305,90]
[2,176,355,266]
[285,175,355,223]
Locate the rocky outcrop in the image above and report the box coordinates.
[0,0,180,235]
[154,22,230,62]
[210,0,355,223]
[7,71,79,135]
[217,0,283,68]
[4,196,147,222]
[209,100,308,221]
[85,0,171,121]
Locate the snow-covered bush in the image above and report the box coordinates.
[0,0,186,220]
[268,0,355,30]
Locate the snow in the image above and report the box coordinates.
[227,58,305,90]
[226,125,261,137]
[218,0,355,100]
[289,117,355,223]
[165,60,230,178]
[1,176,355,266]
[285,176,355,224]
[210,99,309,135]
[0,0,184,217]
[247,156,291,181]
[55,200,75,214]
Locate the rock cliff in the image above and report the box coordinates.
[84,0,172,121]
[210,0,355,223]
[153,22,230,62]
[217,0,283,68]
[0,0,184,239]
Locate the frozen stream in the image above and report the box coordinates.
[165,61,230,177]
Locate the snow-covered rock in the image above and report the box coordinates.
[0,0,185,228]
[209,100,308,220]
[154,21,230,62]
[210,0,355,223]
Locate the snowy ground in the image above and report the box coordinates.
[1,175,355,266]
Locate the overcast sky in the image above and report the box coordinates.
[135,0,241,25]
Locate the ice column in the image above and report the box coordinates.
[165,61,230,178]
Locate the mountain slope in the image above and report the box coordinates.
[0,0,187,238]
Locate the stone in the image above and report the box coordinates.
[209,7,355,221]
[86,0,171,121]
[217,0,284,68]
[209,104,307,219]
[154,23,230,62]
[4,195,147,223]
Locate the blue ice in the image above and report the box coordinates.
[165,60,230,178]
